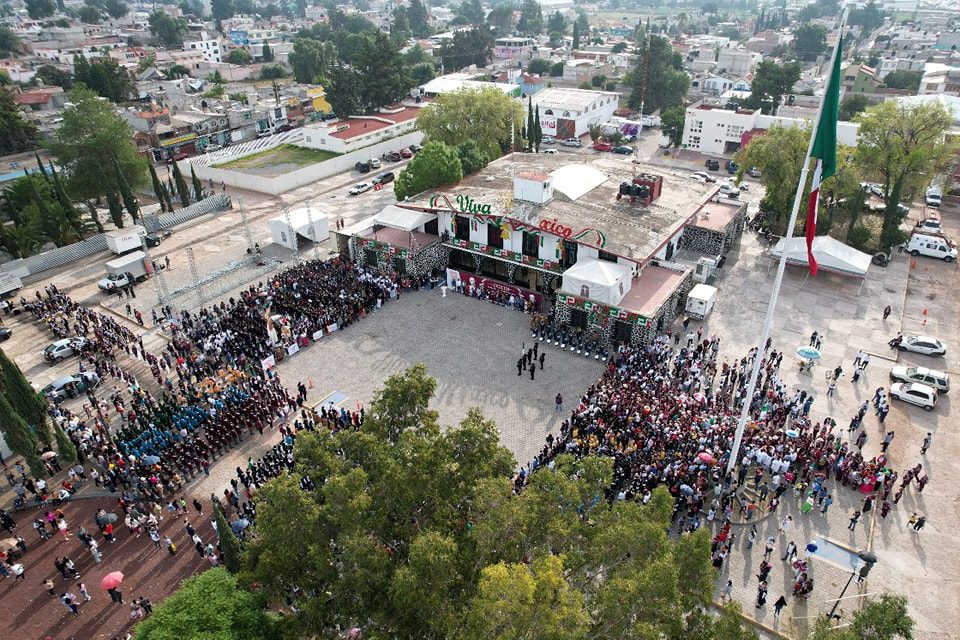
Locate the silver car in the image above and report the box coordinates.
[890,366,949,393]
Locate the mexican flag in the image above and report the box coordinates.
[806,34,843,277]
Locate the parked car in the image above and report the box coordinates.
[348,182,372,196]
[145,230,171,247]
[613,145,634,155]
[355,161,371,173]
[541,136,556,145]
[592,142,612,152]
[747,166,762,178]
[42,372,102,402]
[542,149,559,155]
[906,233,957,262]
[718,183,740,197]
[561,137,582,148]
[0,327,11,341]
[688,172,716,184]
[409,144,423,153]
[705,159,720,171]
[43,337,89,364]
[372,172,395,185]
[889,365,950,393]
[725,160,739,174]
[400,148,413,159]
[889,382,938,411]
[897,335,947,356]
[368,158,382,169]
[386,151,403,162]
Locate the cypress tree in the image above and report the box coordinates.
[115,159,140,222]
[214,503,243,573]
[105,189,125,228]
[190,164,204,202]
[35,151,49,181]
[171,161,191,206]
[572,21,580,50]
[148,162,168,212]
[0,394,45,478]
[534,108,542,151]
[526,97,534,152]
[53,422,77,463]
[165,179,176,211]
[49,163,85,239]
[0,350,51,445]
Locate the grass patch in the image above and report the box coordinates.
[214,144,340,170]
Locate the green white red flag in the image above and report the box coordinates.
[806,34,843,277]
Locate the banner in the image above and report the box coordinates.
[445,267,543,310]
[261,355,276,371]
[286,343,300,356]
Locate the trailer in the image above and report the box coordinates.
[97,251,150,290]
[105,226,145,255]
[685,284,718,320]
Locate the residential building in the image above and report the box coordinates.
[301,105,422,153]
[919,63,960,97]
[183,31,223,63]
[14,87,66,112]
[716,49,755,77]
[532,88,620,138]
[494,37,536,59]
[840,62,880,96]
[0,60,35,83]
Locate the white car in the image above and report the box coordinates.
[348,182,372,196]
[722,178,748,192]
[688,172,716,184]
[561,137,582,148]
[889,382,938,411]
[718,184,740,197]
[889,366,950,393]
[897,335,947,356]
[541,136,556,145]
[542,149,559,155]
[43,337,89,364]
[41,372,102,401]
[368,158,381,169]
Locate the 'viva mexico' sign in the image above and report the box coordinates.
[429,193,493,215]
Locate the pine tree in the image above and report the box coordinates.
[148,162,167,212]
[534,108,542,151]
[105,189,125,228]
[115,159,140,222]
[171,161,191,206]
[526,97,535,152]
[262,41,273,62]
[214,503,243,573]
[572,22,580,50]
[53,422,77,463]
[0,393,45,478]
[190,164,203,202]
[0,350,52,445]
[49,163,85,239]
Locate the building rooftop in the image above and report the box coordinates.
[409,152,719,265]
[323,106,422,141]
[527,87,618,112]
[14,87,63,105]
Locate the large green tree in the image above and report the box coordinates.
[0,393,46,478]
[132,568,278,640]
[72,54,134,102]
[415,86,524,161]
[856,100,957,249]
[793,23,827,61]
[327,63,363,117]
[438,27,493,72]
[26,0,55,19]
[48,86,147,209]
[0,86,38,154]
[660,105,685,147]
[0,25,21,56]
[517,0,543,34]
[810,594,913,640]
[103,0,127,18]
[148,10,187,47]
[394,142,463,200]
[211,0,234,26]
[744,59,801,114]
[407,0,431,37]
[0,349,51,445]
[882,70,922,91]
[214,503,243,573]
[353,31,411,110]
[625,34,689,114]
[839,93,870,121]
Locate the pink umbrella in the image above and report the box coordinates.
[697,452,715,464]
[100,571,124,590]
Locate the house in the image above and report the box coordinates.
[300,105,422,154]
[121,104,172,133]
[716,49,755,77]
[840,62,880,96]
[919,63,960,97]
[563,58,599,82]
[532,87,619,138]
[14,87,66,112]
[494,37,535,59]
[520,74,546,96]
[0,59,34,83]
[183,31,223,63]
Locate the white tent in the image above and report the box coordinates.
[560,259,632,305]
[771,236,871,277]
[373,205,436,231]
[269,207,329,250]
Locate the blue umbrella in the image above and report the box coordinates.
[796,346,822,360]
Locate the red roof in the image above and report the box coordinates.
[327,107,420,141]
[14,88,61,105]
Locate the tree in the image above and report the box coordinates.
[572,21,581,49]
[409,61,435,85]
[0,349,52,445]
[848,0,884,33]
[439,27,493,72]
[289,38,335,84]
[457,140,489,175]
[72,55,133,102]
[114,159,139,222]
[611,41,627,53]
[547,11,566,35]
[48,87,146,207]
[407,0,431,37]
[214,503,243,573]
[575,9,589,34]
[227,48,251,64]
[171,160,191,206]
[839,93,870,121]
[395,142,463,200]
[189,165,203,201]
[456,0,484,25]
[103,0,127,18]
[328,64,363,117]
[626,34,689,114]
[35,64,72,88]
[260,64,286,79]
[549,61,564,76]
[0,26,19,57]
[0,393,45,478]
[105,188,124,228]
[26,0,55,19]
[882,70,922,90]
[261,41,273,62]
[352,31,411,110]
[148,10,187,47]
[0,86,38,154]
[415,86,524,161]
[211,0,234,27]
[811,594,913,640]
[793,23,827,61]
[856,101,957,249]
[486,4,513,34]
[744,59,801,114]
[48,163,88,239]
[517,0,543,35]
[661,105,685,147]
[148,163,168,212]
[133,568,276,640]
[527,58,551,75]
[78,4,102,23]
[526,97,535,151]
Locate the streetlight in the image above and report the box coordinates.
[827,550,877,622]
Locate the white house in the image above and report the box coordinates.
[532,87,619,138]
[183,31,222,63]
[494,37,536,59]
[301,106,423,154]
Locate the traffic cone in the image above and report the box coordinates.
[911,260,917,268]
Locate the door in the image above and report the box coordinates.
[562,240,578,268]
[569,307,588,329]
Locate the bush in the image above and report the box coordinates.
[260,64,286,80]
[590,74,607,87]
[605,81,617,91]
[527,58,551,75]
[549,61,564,76]
[879,227,908,252]
[846,225,872,251]
[578,81,592,89]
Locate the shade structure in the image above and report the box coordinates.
[100,571,124,590]
[560,259,632,306]
[268,207,329,250]
[771,236,871,278]
[374,205,436,232]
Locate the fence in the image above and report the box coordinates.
[1,194,232,279]
[188,129,304,167]
[187,131,424,195]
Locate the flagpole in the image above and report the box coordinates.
[725,8,849,476]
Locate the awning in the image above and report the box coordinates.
[771,236,871,278]
[560,258,632,305]
[374,205,436,231]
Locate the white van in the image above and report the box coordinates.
[925,187,942,208]
[685,284,718,319]
[906,232,957,262]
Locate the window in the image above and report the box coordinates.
[487,222,503,249]
[522,231,539,257]
[597,249,618,263]
[455,215,471,241]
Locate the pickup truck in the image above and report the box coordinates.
[98,251,149,291]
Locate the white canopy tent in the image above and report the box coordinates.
[560,258,632,306]
[771,236,872,278]
[373,205,436,231]
[268,207,329,250]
